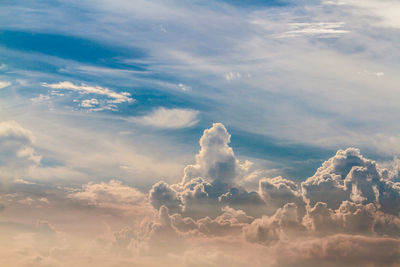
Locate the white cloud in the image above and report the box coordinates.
[225,72,241,81]
[132,107,199,129]
[68,180,146,208]
[30,94,50,102]
[277,22,349,38]
[182,122,243,184]
[0,81,11,89]
[150,123,268,219]
[177,83,190,91]
[41,81,134,104]
[328,0,400,29]
[80,98,99,108]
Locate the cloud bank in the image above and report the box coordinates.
[1,122,400,266]
[130,123,400,266]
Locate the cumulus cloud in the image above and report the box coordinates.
[139,123,400,265]
[3,122,400,266]
[259,176,305,216]
[182,123,244,184]
[243,203,306,245]
[41,81,134,103]
[302,148,377,209]
[149,123,268,219]
[149,181,183,214]
[131,107,199,129]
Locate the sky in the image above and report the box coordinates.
[1,0,400,266]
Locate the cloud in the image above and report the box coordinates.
[183,123,244,184]
[0,121,41,180]
[68,180,146,209]
[3,0,400,265]
[177,83,191,91]
[275,234,400,267]
[0,121,399,266]
[2,123,400,265]
[300,147,400,217]
[0,81,11,89]
[301,147,377,209]
[277,22,349,38]
[41,81,134,104]
[258,176,305,216]
[149,181,183,214]
[80,98,99,108]
[131,107,199,129]
[149,123,269,219]
[329,0,400,29]
[243,203,305,245]
[30,94,51,102]
[225,72,241,81]
[138,123,400,265]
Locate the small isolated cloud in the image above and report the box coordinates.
[41,81,134,104]
[14,178,36,185]
[80,98,99,108]
[177,83,191,91]
[132,107,199,129]
[359,70,385,77]
[0,81,11,89]
[30,94,50,102]
[225,72,251,81]
[225,72,241,81]
[278,22,349,38]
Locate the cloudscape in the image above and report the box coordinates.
[1,0,400,266]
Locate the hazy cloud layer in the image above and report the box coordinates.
[0,122,400,266]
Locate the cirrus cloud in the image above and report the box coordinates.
[41,81,134,104]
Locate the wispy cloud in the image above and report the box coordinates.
[326,0,400,29]
[277,22,349,38]
[41,81,134,104]
[131,107,199,129]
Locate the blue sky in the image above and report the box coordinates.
[1,1,400,265]
[1,0,399,187]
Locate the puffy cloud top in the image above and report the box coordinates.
[143,123,400,266]
[183,123,242,184]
